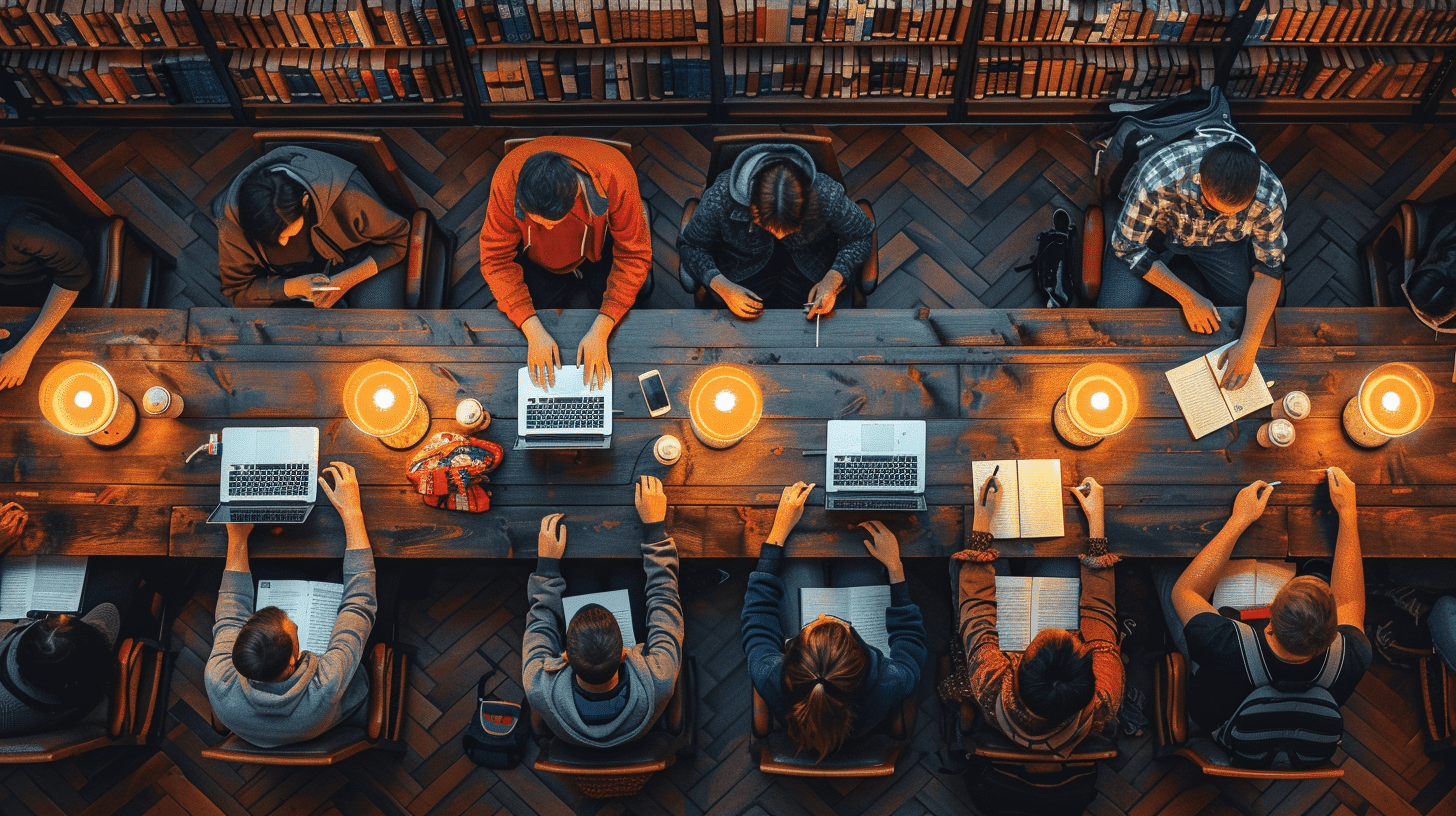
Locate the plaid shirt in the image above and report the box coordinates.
[1112,133,1287,280]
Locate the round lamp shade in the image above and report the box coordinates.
[343,359,430,449]
[1358,362,1433,438]
[688,365,763,449]
[1053,362,1138,447]
[39,360,120,436]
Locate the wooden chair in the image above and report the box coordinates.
[1363,193,1456,309]
[1152,651,1344,779]
[532,655,696,797]
[1419,655,1456,754]
[749,686,913,777]
[250,130,453,309]
[0,143,168,309]
[202,643,409,766]
[678,132,879,309]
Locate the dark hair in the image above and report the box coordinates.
[233,606,296,682]
[15,615,113,707]
[566,603,623,686]
[782,620,868,760]
[749,160,811,236]
[1198,142,1260,211]
[1270,575,1338,658]
[517,151,580,221]
[1017,629,1095,725]
[236,163,310,244]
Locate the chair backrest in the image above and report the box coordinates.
[750,687,912,777]
[503,136,633,161]
[0,144,114,222]
[250,130,420,214]
[705,133,845,188]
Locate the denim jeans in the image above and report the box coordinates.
[1430,596,1456,673]
[1098,231,1255,309]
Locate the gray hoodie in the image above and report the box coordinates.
[523,521,683,748]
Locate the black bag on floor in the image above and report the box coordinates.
[1018,208,1079,308]
[462,659,531,770]
[1089,87,1252,203]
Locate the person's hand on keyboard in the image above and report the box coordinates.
[522,316,561,388]
[319,461,364,526]
[576,314,614,390]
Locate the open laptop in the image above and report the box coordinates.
[824,420,927,512]
[206,427,320,525]
[515,366,613,450]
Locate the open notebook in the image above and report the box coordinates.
[800,585,891,654]
[1211,560,1295,611]
[562,589,637,649]
[971,459,1065,539]
[1166,341,1274,439]
[256,579,342,656]
[994,576,1080,652]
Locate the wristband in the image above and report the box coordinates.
[1086,536,1109,558]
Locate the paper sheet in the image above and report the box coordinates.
[0,556,88,620]
[562,589,638,649]
[256,579,343,656]
[799,584,892,654]
[994,576,1033,651]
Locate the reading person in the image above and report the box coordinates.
[950,475,1123,756]
[205,461,378,748]
[1100,136,1286,390]
[218,146,411,308]
[0,197,93,391]
[523,476,683,748]
[0,610,118,737]
[740,482,928,760]
[479,136,653,390]
[677,142,874,318]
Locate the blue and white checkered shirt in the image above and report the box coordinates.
[1112,133,1287,280]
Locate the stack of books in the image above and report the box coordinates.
[456,0,709,43]
[2,49,228,103]
[0,0,200,46]
[981,0,1233,43]
[972,44,1212,97]
[473,46,711,100]
[228,47,460,102]
[197,0,449,47]
[720,0,968,43]
[725,44,957,97]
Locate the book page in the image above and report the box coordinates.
[972,459,1021,539]
[1166,355,1233,439]
[0,556,88,619]
[256,579,343,656]
[799,585,891,654]
[1210,560,1261,610]
[1204,343,1274,420]
[994,576,1033,651]
[1029,576,1080,633]
[1016,459,1065,538]
[0,557,37,620]
[1255,561,1295,606]
[562,589,637,649]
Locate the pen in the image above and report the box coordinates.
[815,313,820,348]
[310,286,341,292]
[980,464,1000,506]
[1266,480,1281,487]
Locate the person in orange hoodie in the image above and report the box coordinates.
[480,137,652,390]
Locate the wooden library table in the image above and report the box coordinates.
[0,306,1453,560]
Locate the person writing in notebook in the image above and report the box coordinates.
[740,482,927,760]
[948,474,1122,756]
[479,136,653,390]
[205,461,378,748]
[0,197,93,391]
[1159,470,1371,732]
[1100,136,1285,390]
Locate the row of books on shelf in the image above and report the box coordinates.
[198,0,449,48]
[1226,46,1445,98]
[1,48,226,103]
[726,44,957,96]
[719,0,968,43]
[472,45,709,99]
[228,46,459,101]
[1245,0,1456,44]
[982,0,1233,43]
[973,45,1212,97]
[456,0,708,43]
[0,0,200,47]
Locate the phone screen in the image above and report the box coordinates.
[640,373,670,413]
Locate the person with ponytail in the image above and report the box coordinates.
[741,481,928,760]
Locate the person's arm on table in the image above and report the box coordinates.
[806,178,874,319]
[858,519,926,697]
[1111,183,1221,334]
[1170,480,1273,626]
[0,284,79,390]
[1217,184,1286,390]
[578,165,652,390]
[479,175,560,389]
[1327,467,1365,628]
[1071,477,1123,723]
[951,472,1009,713]
[315,462,377,693]
[741,482,813,701]
[206,522,256,691]
[523,511,569,693]
[679,180,765,320]
[635,476,683,683]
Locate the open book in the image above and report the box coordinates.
[1211,560,1295,611]
[994,576,1080,652]
[0,556,88,619]
[562,589,637,649]
[256,579,342,656]
[1166,341,1274,439]
[970,459,1065,539]
[799,585,891,654]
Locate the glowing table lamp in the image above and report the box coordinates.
[689,365,763,449]
[343,359,430,450]
[1053,362,1139,447]
[38,360,137,447]
[1342,362,1433,448]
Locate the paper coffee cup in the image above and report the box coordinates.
[141,386,184,418]
[653,435,682,465]
[1271,391,1310,421]
[456,398,489,431]
[1257,418,1295,448]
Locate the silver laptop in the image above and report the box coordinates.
[206,427,320,524]
[515,366,613,450]
[824,420,927,512]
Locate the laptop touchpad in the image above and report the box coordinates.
[861,424,894,453]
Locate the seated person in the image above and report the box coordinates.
[523,476,682,748]
[678,143,873,319]
[1160,470,1371,733]
[0,609,117,737]
[0,502,26,553]
[205,462,377,748]
[218,146,410,309]
[479,136,652,390]
[741,482,928,759]
[951,475,1122,756]
[1100,136,1285,390]
[0,197,93,391]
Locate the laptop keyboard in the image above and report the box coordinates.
[827,498,925,511]
[228,463,311,497]
[225,507,311,524]
[526,396,607,430]
[832,455,919,488]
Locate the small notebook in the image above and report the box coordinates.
[0,556,88,620]
[255,579,342,656]
[799,584,891,654]
[971,459,1065,539]
[1210,560,1295,611]
[1166,341,1274,439]
[994,576,1080,652]
[562,589,637,649]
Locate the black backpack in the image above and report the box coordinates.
[1089,87,1254,204]
[1026,208,1078,308]
[461,660,531,770]
[1213,622,1346,769]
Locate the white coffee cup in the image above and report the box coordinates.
[654,435,682,465]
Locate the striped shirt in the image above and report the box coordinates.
[1112,133,1287,280]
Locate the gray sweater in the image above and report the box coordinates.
[523,521,683,748]
[205,548,376,748]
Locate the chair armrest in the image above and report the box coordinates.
[367,643,389,741]
[885,693,915,741]
[209,708,231,736]
[678,198,702,295]
[108,639,140,738]
[405,211,428,309]
[91,217,125,309]
[1082,206,1103,304]
[855,200,878,302]
[1153,651,1188,752]
[751,687,771,740]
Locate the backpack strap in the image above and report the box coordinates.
[1312,632,1346,690]
[1233,620,1272,689]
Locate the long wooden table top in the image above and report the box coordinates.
[1,306,1452,559]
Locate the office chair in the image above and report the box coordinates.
[1364,193,1456,312]
[749,686,913,777]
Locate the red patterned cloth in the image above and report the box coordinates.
[406,432,504,513]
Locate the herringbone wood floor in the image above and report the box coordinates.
[2,123,1456,816]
